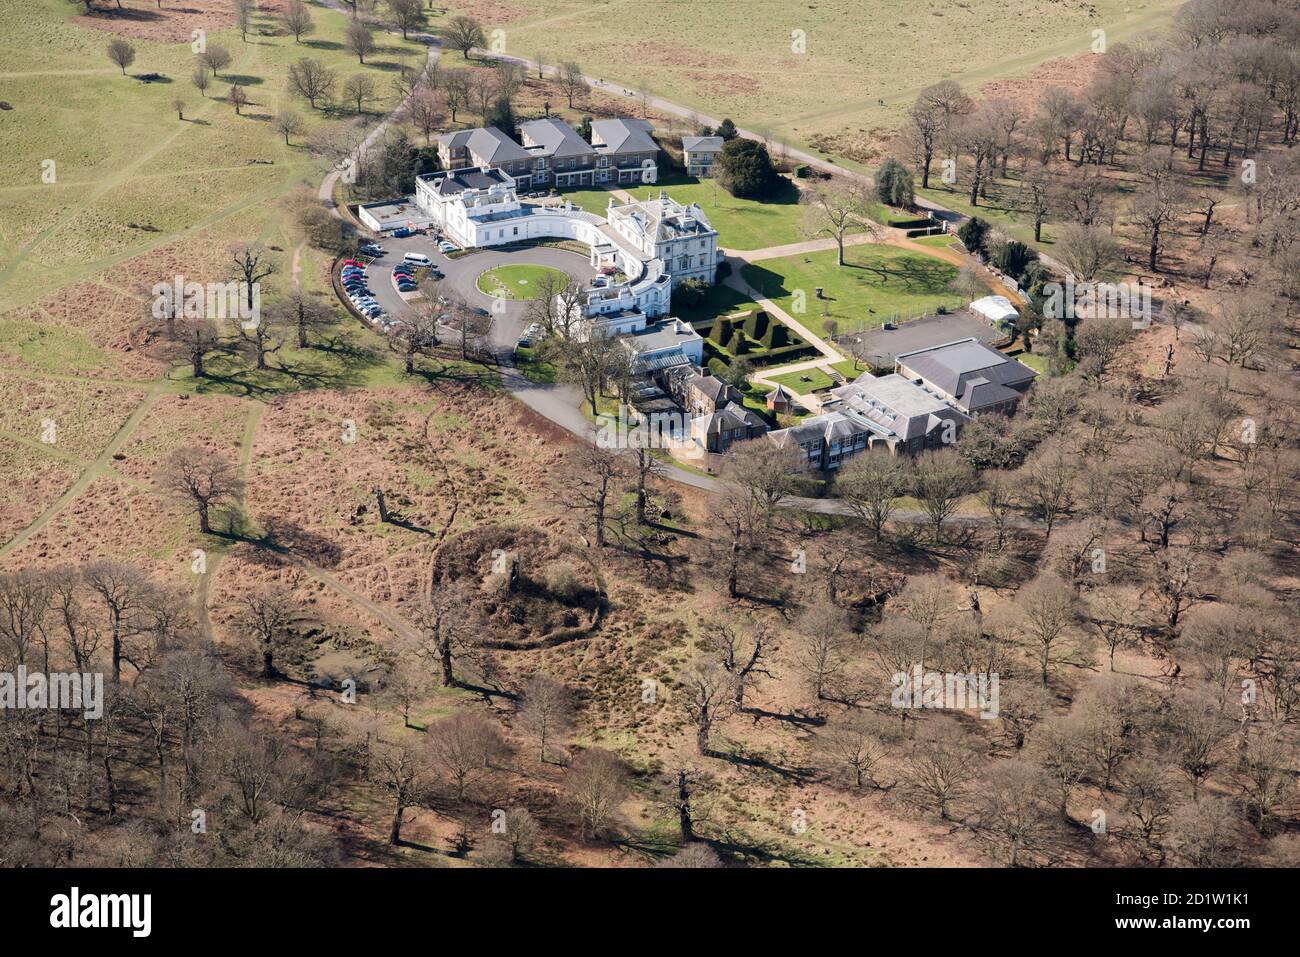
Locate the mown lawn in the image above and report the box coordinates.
[558,174,809,251]
[476,263,569,300]
[616,175,807,250]
[765,366,835,394]
[742,244,963,337]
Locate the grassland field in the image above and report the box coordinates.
[444,0,1182,168]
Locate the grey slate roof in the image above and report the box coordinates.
[683,373,730,406]
[894,338,1036,411]
[422,166,513,196]
[520,118,596,159]
[682,135,724,154]
[437,127,532,164]
[697,402,766,437]
[591,118,658,154]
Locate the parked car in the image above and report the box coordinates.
[437,241,457,254]
[360,243,384,256]
[515,334,533,349]
[402,252,434,267]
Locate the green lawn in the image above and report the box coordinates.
[830,358,865,380]
[476,263,569,300]
[559,175,809,251]
[742,244,963,338]
[765,367,835,394]
[512,346,557,383]
[1006,349,1049,375]
[914,234,958,249]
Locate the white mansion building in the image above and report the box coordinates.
[412,166,721,322]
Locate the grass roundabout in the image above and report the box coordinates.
[475,264,572,301]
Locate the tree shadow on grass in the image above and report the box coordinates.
[89,7,162,23]
[214,515,344,570]
[221,74,265,87]
[706,743,816,784]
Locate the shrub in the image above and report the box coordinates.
[712,317,734,345]
[874,158,915,208]
[707,357,728,378]
[543,561,581,602]
[673,277,708,309]
[743,310,768,340]
[716,137,783,199]
[761,321,788,348]
[957,217,990,255]
[991,240,1038,282]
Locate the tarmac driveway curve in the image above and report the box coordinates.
[351,235,597,352]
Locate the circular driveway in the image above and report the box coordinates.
[353,234,596,350]
[446,246,597,347]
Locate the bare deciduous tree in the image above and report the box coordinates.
[158,446,243,535]
[517,675,573,764]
